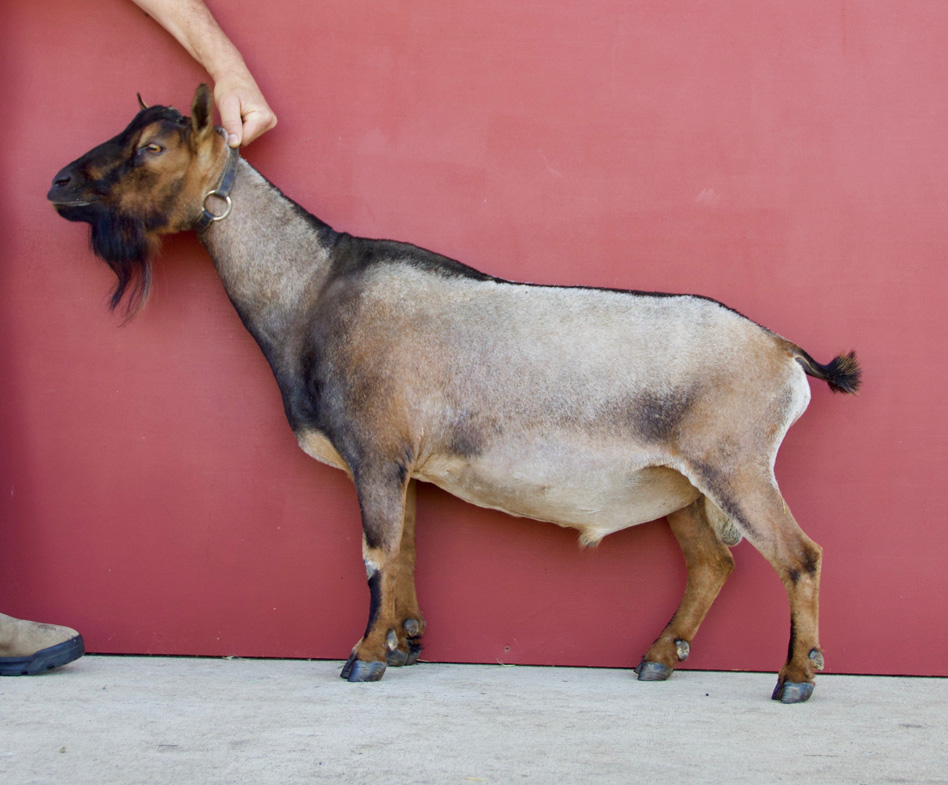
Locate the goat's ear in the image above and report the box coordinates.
[190,84,215,146]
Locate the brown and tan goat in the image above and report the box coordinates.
[48,85,860,701]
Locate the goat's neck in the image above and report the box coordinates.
[198,159,334,344]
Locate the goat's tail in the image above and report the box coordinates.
[794,349,862,394]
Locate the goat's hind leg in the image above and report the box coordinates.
[691,465,825,703]
[636,497,735,681]
[341,469,425,682]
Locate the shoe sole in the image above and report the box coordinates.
[0,634,85,676]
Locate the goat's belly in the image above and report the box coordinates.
[417,456,699,544]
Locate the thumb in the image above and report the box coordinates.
[217,94,243,148]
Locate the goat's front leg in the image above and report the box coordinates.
[383,479,426,668]
[341,468,424,682]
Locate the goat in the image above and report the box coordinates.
[48,85,860,702]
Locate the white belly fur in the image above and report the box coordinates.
[297,428,699,545]
[417,453,699,546]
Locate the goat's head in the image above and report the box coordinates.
[48,84,228,313]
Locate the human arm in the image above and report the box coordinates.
[130,0,277,147]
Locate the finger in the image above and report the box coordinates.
[217,95,243,148]
[239,108,277,147]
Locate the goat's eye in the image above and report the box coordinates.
[139,143,164,156]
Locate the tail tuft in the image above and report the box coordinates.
[797,350,862,394]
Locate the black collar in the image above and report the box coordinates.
[195,132,240,233]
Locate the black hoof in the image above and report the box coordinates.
[771,680,814,703]
[340,654,387,682]
[387,641,422,667]
[347,659,387,682]
[386,648,409,667]
[635,658,673,682]
[340,652,356,680]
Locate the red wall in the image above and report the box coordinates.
[2,0,946,676]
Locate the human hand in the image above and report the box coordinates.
[213,73,278,148]
[129,1,277,147]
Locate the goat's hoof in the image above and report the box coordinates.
[386,648,409,667]
[771,680,814,703]
[385,630,406,667]
[635,658,673,681]
[386,642,422,667]
[345,659,387,682]
[383,620,424,667]
[341,654,386,682]
[386,640,422,667]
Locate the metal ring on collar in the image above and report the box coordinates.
[202,190,233,223]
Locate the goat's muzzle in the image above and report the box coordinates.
[48,166,95,218]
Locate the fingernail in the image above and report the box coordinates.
[228,133,240,147]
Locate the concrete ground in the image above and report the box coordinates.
[1,656,945,785]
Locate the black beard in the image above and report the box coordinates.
[84,205,153,313]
